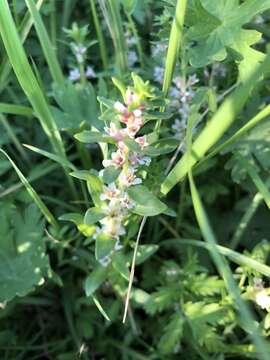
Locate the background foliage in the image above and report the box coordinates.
[1,0,270,359]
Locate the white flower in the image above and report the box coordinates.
[152,43,167,57]
[169,86,179,97]
[119,167,142,187]
[254,15,265,24]
[126,35,137,46]
[135,135,148,148]
[85,66,96,78]
[128,50,137,66]
[120,192,135,209]
[114,101,127,113]
[99,255,111,267]
[153,66,164,84]
[187,74,199,87]
[114,239,123,251]
[100,182,121,202]
[102,150,126,168]
[133,109,142,117]
[68,68,80,81]
[74,44,87,63]
[255,291,270,310]
[100,217,126,238]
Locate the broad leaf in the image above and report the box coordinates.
[0,203,50,303]
[127,185,167,216]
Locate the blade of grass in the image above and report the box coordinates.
[155,0,187,134]
[199,104,270,167]
[0,161,59,198]
[23,144,76,171]
[239,157,270,209]
[0,0,44,94]
[0,0,77,198]
[162,0,187,96]
[161,52,270,195]
[161,238,270,278]
[99,0,127,77]
[0,103,33,116]
[188,171,270,360]
[0,0,63,154]
[90,0,108,70]
[230,191,264,249]
[25,0,64,85]
[0,149,59,228]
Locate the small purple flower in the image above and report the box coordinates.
[68,68,80,82]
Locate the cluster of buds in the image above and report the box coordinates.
[95,89,151,266]
[65,23,96,83]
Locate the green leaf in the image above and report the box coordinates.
[59,213,84,225]
[70,170,104,206]
[102,166,121,184]
[127,185,167,216]
[135,244,159,265]
[23,144,76,171]
[158,313,184,354]
[84,266,107,296]
[74,131,112,144]
[112,252,130,280]
[0,203,50,303]
[121,0,137,14]
[84,207,105,226]
[52,82,100,130]
[25,0,64,85]
[95,233,115,260]
[144,138,178,157]
[188,0,270,78]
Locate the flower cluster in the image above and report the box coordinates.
[125,30,138,67]
[152,42,167,83]
[65,24,96,83]
[170,74,199,143]
[95,89,151,266]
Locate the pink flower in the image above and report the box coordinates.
[125,89,139,105]
[117,141,129,153]
[102,150,126,168]
[125,117,144,138]
[119,167,142,187]
[100,183,121,202]
[135,135,148,148]
[104,123,125,141]
[129,153,151,167]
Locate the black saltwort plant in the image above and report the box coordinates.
[1,0,270,358]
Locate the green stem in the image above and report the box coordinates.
[90,0,108,70]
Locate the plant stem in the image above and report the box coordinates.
[90,0,108,71]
